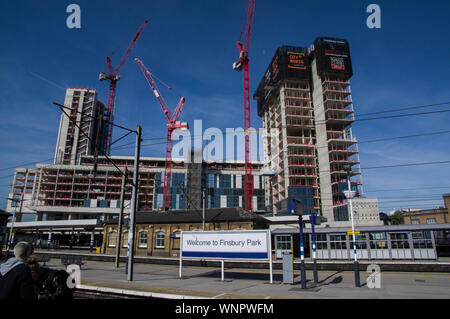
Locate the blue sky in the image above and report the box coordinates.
[1,0,449,214]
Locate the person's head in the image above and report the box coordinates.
[13,241,33,261]
[26,256,41,281]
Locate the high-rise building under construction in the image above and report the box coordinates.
[254,37,363,223]
[54,88,107,165]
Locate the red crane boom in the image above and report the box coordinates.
[99,20,148,155]
[135,58,188,210]
[233,0,255,212]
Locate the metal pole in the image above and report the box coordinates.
[127,125,141,281]
[47,229,52,250]
[6,202,17,254]
[202,188,206,231]
[298,215,307,289]
[310,213,318,284]
[346,170,360,287]
[90,231,95,252]
[115,167,127,268]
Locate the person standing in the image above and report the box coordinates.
[0,241,37,299]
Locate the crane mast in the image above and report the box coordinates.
[135,58,188,210]
[233,0,255,212]
[99,20,148,155]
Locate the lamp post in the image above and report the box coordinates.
[309,212,318,284]
[343,164,360,287]
[5,197,20,257]
[289,199,306,289]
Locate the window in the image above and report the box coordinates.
[122,231,128,248]
[426,218,436,224]
[329,234,346,250]
[138,231,148,248]
[108,231,117,248]
[349,233,368,249]
[276,235,291,250]
[411,219,420,225]
[172,231,181,250]
[412,231,433,249]
[390,232,410,249]
[155,231,165,248]
[369,232,387,249]
[315,233,328,250]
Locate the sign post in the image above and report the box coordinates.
[289,199,306,289]
[310,213,318,284]
[180,230,272,283]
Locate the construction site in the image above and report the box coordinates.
[4,1,383,254]
[5,1,450,264]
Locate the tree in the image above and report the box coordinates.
[391,210,404,225]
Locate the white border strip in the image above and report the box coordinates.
[76,284,208,299]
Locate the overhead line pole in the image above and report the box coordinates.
[115,167,128,268]
[54,102,137,185]
[127,125,142,281]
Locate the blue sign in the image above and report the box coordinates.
[181,230,271,260]
[288,201,297,215]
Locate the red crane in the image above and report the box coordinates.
[233,0,255,212]
[99,20,148,155]
[134,58,188,210]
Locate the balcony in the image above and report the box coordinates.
[286,150,315,158]
[289,179,318,187]
[288,160,315,167]
[285,110,313,119]
[285,118,314,128]
[324,104,354,113]
[325,112,355,124]
[284,91,311,100]
[326,134,357,145]
[287,140,315,149]
[323,95,353,108]
[328,144,359,154]
[285,101,311,109]
[329,156,360,165]
[284,83,310,91]
[322,77,350,86]
[322,84,351,96]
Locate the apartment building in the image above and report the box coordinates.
[254,37,370,224]
[54,88,107,165]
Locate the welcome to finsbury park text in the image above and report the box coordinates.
[187,238,262,248]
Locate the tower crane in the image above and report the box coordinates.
[134,58,188,210]
[233,0,255,212]
[99,20,148,155]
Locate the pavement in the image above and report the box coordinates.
[38,258,450,299]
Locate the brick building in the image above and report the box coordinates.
[102,207,269,257]
[403,194,450,225]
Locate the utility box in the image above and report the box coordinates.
[282,252,294,284]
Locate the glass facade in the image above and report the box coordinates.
[154,172,187,210]
[288,186,315,215]
[154,172,265,211]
